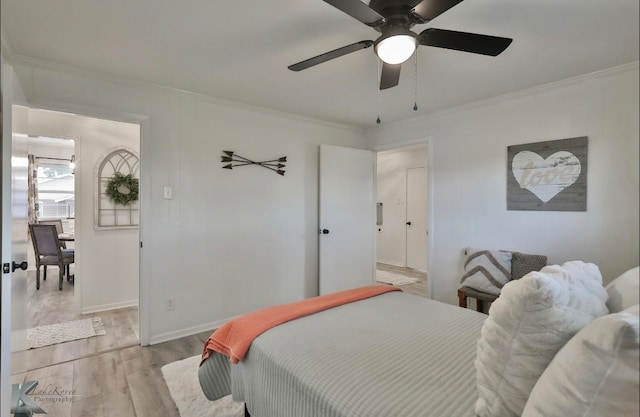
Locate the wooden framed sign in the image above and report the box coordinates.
[507,137,588,211]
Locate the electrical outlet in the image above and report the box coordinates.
[165,296,176,311]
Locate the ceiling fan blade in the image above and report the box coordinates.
[380,63,401,90]
[411,0,464,23]
[323,0,385,26]
[288,41,374,71]
[418,28,512,56]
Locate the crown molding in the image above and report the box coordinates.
[7,53,364,134]
[368,61,640,135]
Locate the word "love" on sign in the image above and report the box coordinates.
[512,151,581,203]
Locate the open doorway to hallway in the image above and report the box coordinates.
[375,144,428,297]
[23,107,141,369]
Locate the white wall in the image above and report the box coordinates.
[368,63,640,306]
[28,140,73,161]
[26,109,140,313]
[9,58,368,343]
[376,145,427,266]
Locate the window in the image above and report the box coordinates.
[37,162,75,219]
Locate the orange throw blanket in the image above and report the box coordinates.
[201,285,401,364]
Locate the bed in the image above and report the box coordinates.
[199,264,640,417]
[198,290,488,417]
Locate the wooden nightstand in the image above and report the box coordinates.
[458,287,499,313]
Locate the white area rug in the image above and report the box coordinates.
[161,355,244,417]
[376,270,419,286]
[27,317,106,349]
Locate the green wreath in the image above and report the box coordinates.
[105,172,139,205]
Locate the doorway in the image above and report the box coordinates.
[375,144,428,297]
[26,135,76,277]
[22,107,141,370]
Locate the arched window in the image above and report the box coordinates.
[95,148,140,229]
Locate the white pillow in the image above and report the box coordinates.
[460,248,512,295]
[522,304,639,417]
[475,262,609,417]
[605,266,639,313]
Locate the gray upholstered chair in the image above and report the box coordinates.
[38,219,67,248]
[38,219,74,277]
[29,223,74,290]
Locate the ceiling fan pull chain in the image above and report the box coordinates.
[413,52,418,112]
[376,58,382,124]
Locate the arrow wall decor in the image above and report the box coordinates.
[221,151,287,176]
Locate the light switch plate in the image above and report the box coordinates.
[163,186,173,199]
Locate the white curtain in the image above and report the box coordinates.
[28,154,39,225]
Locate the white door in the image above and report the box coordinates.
[1,94,29,414]
[406,166,427,272]
[319,144,375,295]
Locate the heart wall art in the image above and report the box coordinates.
[507,137,588,211]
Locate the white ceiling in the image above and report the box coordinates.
[2,0,638,128]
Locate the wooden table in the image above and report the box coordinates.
[458,287,499,313]
[58,233,75,242]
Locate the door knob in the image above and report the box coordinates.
[320,229,330,235]
[12,261,28,272]
[406,222,412,226]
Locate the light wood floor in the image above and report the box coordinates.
[23,331,211,417]
[376,262,427,297]
[26,269,140,370]
[24,268,213,416]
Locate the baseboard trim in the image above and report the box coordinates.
[148,316,238,346]
[81,299,139,314]
[376,260,404,268]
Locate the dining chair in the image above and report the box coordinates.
[38,219,67,248]
[38,219,74,277]
[29,223,75,290]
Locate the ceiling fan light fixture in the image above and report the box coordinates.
[375,32,417,65]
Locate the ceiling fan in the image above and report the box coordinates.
[288,0,513,90]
